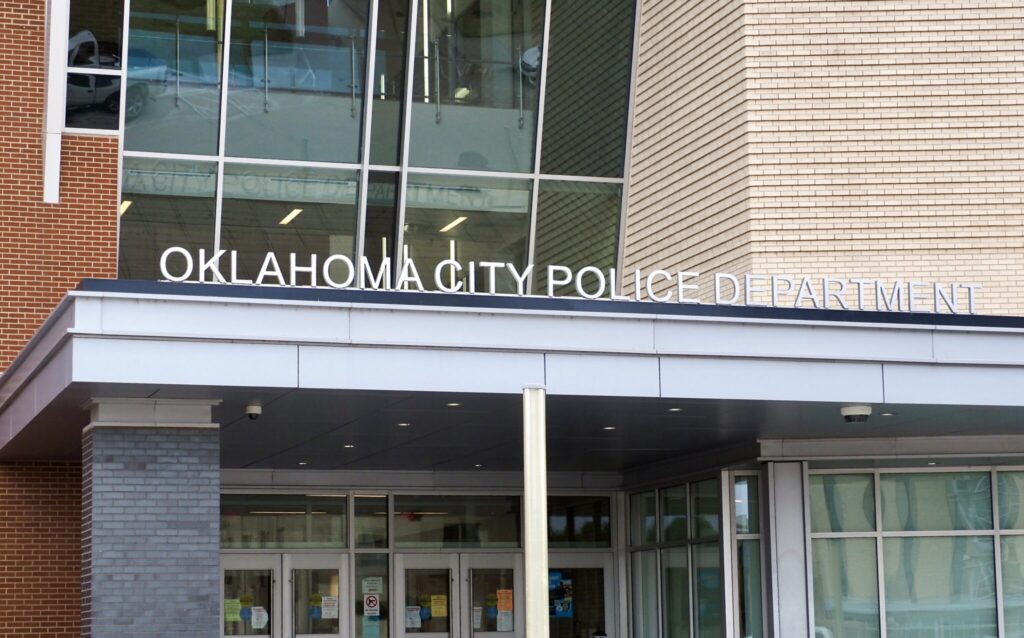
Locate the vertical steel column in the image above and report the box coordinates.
[523,385,550,638]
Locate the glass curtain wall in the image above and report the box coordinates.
[629,477,725,638]
[809,469,1024,638]
[119,0,636,290]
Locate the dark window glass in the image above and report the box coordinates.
[65,73,121,130]
[549,567,605,638]
[220,494,348,548]
[368,0,408,165]
[532,181,620,296]
[363,171,399,282]
[118,157,217,279]
[219,164,359,284]
[540,0,635,177]
[393,495,520,548]
[225,0,369,162]
[124,0,223,154]
[69,0,123,69]
[355,495,388,549]
[547,496,611,548]
[356,555,389,638]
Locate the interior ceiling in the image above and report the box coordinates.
[8,383,1024,472]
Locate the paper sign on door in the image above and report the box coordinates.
[430,595,448,618]
[252,607,269,630]
[496,589,513,612]
[322,596,339,620]
[406,606,422,629]
[364,594,381,617]
[224,599,241,623]
[363,576,384,594]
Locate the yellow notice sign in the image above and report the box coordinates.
[497,589,513,612]
[430,595,448,618]
[224,599,242,623]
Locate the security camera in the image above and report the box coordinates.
[246,402,262,420]
[840,405,872,423]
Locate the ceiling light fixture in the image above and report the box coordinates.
[343,444,355,449]
[298,461,308,466]
[446,402,461,407]
[397,422,410,427]
[439,216,467,233]
[279,208,303,225]
[118,200,132,216]
[927,462,937,466]
[474,464,483,468]
[667,407,681,412]
[603,426,616,431]
[881,412,896,417]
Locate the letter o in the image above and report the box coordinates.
[322,254,356,288]
[575,266,607,300]
[160,247,194,282]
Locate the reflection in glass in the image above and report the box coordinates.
[364,171,399,284]
[661,547,689,638]
[356,555,389,638]
[1002,536,1024,638]
[810,474,876,534]
[630,491,656,546]
[394,495,520,548]
[225,0,368,162]
[119,157,217,280]
[293,569,340,634]
[69,0,123,69]
[409,0,543,172]
[691,479,720,539]
[368,0,408,165]
[737,540,763,638]
[547,496,611,548]
[693,543,722,638]
[470,569,514,633]
[224,569,273,636]
[125,0,222,154]
[540,0,634,177]
[549,567,604,638]
[661,485,687,543]
[883,536,996,637]
[356,496,389,549]
[631,550,658,638]
[220,164,359,284]
[220,494,347,548]
[880,472,992,531]
[402,174,531,293]
[999,472,1024,529]
[405,569,450,633]
[812,538,879,638]
[735,476,759,534]
[65,73,121,129]
[531,181,620,296]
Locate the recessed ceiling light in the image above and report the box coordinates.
[298,461,308,466]
[439,216,467,233]
[603,426,616,431]
[667,408,681,412]
[474,464,483,468]
[446,402,461,407]
[344,444,355,449]
[927,462,937,466]
[397,422,411,427]
[881,412,896,417]
[279,208,303,225]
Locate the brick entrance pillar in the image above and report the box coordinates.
[82,399,221,638]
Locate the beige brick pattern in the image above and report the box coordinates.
[624,0,1024,314]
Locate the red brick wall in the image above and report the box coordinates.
[0,0,120,372]
[0,462,82,638]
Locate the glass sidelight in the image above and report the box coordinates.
[223,555,281,637]
[286,554,349,637]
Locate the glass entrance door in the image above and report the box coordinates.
[548,553,615,638]
[395,554,525,638]
[285,554,350,638]
[223,554,282,637]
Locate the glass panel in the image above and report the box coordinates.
[469,569,515,633]
[364,171,399,283]
[356,555,389,638]
[531,181,621,297]
[737,540,763,638]
[224,0,368,162]
[119,157,216,280]
[294,568,341,634]
[999,472,1024,529]
[1002,536,1024,638]
[547,495,611,548]
[65,73,121,129]
[539,0,635,178]
[405,568,451,633]
[402,174,531,293]
[393,495,520,548]
[735,475,759,535]
[224,569,273,636]
[661,485,687,543]
[368,0,408,165]
[220,164,359,284]
[880,472,992,531]
[693,543,722,638]
[69,0,123,69]
[220,494,347,548]
[661,547,689,638]
[408,0,543,172]
[883,536,996,637]
[356,495,388,549]
[811,538,879,638]
[631,550,658,638]
[630,491,656,546]
[549,568,605,638]
[125,0,223,154]
[691,479,720,539]
[809,474,876,533]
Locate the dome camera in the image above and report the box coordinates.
[840,405,872,423]
[246,402,262,420]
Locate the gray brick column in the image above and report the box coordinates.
[82,399,221,638]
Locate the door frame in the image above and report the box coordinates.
[458,553,525,638]
[222,553,284,638]
[283,553,351,638]
[548,551,617,637]
[394,553,461,638]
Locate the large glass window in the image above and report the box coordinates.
[812,538,880,638]
[225,0,368,163]
[393,495,520,548]
[221,494,348,548]
[408,0,544,172]
[66,0,126,130]
[732,474,763,638]
[547,495,611,548]
[368,0,408,165]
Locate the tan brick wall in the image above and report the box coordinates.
[0,0,120,371]
[624,0,1024,314]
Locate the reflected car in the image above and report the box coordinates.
[66,46,168,121]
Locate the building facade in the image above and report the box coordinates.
[0,0,1023,638]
